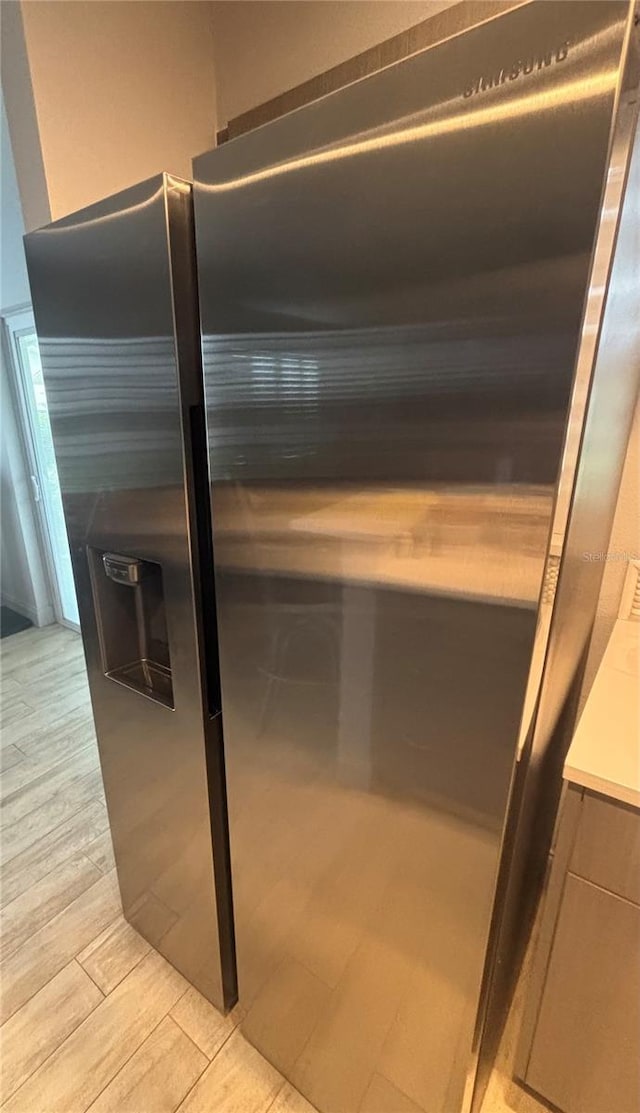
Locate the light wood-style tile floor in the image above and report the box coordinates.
[0,624,547,1113]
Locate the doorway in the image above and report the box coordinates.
[2,307,79,629]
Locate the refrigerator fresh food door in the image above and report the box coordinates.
[193,3,635,1109]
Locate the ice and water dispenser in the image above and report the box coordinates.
[90,549,174,709]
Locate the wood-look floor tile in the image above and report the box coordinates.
[0,739,21,760]
[43,683,94,722]
[0,677,22,702]
[0,701,32,729]
[0,741,98,804]
[8,674,84,714]
[1,654,67,694]
[0,754,42,801]
[170,985,237,1059]
[9,644,85,688]
[25,673,90,717]
[1,745,100,826]
[175,1029,284,1113]
[84,829,116,874]
[0,960,102,1101]
[0,798,109,909]
[87,1015,207,1113]
[1,708,50,750]
[78,916,150,994]
[3,949,189,1113]
[0,745,24,773]
[18,711,96,767]
[1,768,105,863]
[0,870,120,1024]
[0,625,75,676]
[0,852,101,960]
[8,679,91,731]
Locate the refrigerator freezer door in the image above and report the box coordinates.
[24,175,235,1011]
[193,2,632,1108]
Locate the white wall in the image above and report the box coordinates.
[1,93,54,626]
[211,0,454,126]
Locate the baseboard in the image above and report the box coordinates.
[0,591,55,628]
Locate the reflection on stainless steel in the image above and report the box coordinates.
[531,82,640,754]
[194,2,636,1111]
[212,483,553,608]
[475,30,640,1109]
[203,65,618,196]
[30,337,183,492]
[202,323,579,484]
[24,175,236,1011]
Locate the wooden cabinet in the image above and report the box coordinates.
[517,785,640,1113]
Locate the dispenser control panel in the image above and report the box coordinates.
[102,553,143,587]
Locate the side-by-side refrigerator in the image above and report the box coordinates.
[24,1,639,1112]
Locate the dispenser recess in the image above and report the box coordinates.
[90,548,174,709]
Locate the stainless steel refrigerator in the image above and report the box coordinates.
[192,2,639,1111]
[24,175,236,1013]
[24,1,639,1110]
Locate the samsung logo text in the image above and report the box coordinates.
[464,41,570,98]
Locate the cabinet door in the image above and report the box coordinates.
[570,792,640,905]
[528,874,640,1113]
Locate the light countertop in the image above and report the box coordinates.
[564,618,640,808]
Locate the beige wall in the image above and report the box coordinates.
[211,0,455,126]
[4,1,217,224]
